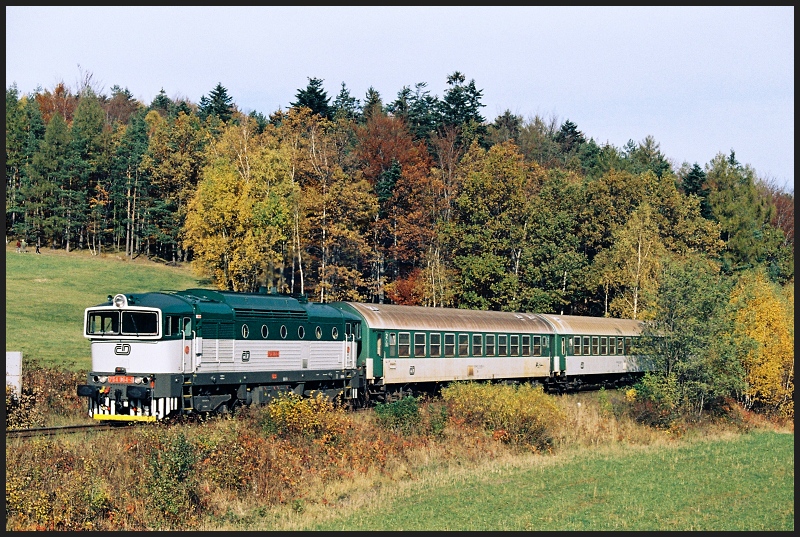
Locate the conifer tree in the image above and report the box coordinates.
[291,77,331,119]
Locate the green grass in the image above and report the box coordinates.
[309,431,794,531]
[5,246,207,371]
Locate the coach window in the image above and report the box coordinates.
[600,337,607,355]
[280,325,288,339]
[591,336,599,355]
[242,324,250,339]
[542,337,550,355]
[573,336,582,356]
[398,332,411,357]
[472,334,483,356]
[430,333,441,357]
[444,333,455,357]
[510,335,519,356]
[617,337,624,354]
[298,326,305,339]
[485,334,495,356]
[609,336,616,355]
[262,325,270,338]
[332,327,339,339]
[388,332,397,357]
[414,333,426,357]
[458,334,469,356]
[376,334,383,356]
[625,337,632,353]
[522,335,530,356]
[533,336,541,356]
[498,335,508,356]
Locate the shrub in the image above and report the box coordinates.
[259,391,351,442]
[628,372,681,428]
[441,382,565,451]
[139,428,199,526]
[374,395,425,435]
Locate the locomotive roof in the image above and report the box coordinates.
[340,302,555,333]
[91,289,360,322]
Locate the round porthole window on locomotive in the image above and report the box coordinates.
[242,324,249,338]
[332,326,339,339]
[261,325,268,338]
[298,326,305,339]
[315,326,322,339]
[280,325,288,339]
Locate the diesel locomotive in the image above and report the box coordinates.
[76,288,652,422]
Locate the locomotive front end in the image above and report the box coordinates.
[77,293,194,421]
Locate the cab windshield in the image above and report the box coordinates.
[87,310,159,336]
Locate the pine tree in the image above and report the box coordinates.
[198,83,234,123]
[291,77,331,119]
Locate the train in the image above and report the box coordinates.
[76,288,653,422]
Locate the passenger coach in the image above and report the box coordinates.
[333,302,557,402]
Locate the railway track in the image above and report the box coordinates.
[6,423,118,439]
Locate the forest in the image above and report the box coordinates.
[5,71,794,418]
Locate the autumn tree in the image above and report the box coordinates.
[728,268,794,418]
[602,202,665,319]
[448,141,531,311]
[183,119,296,291]
[354,113,436,303]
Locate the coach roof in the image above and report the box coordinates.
[341,302,556,333]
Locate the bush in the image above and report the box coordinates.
[374,396,421,435]
[259,391,351,443]
[441,382,564,451]
[628,373,682,428]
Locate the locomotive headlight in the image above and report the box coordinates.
[134,376,149,384]
[94,375,108,383]
[113,294,128,308]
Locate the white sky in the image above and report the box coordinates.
[6,6,794,193]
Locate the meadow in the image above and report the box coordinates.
[5,244,205,370]
[4,245,794,531]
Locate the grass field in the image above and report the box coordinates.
[304,430,793,531]
[5,245,206,371]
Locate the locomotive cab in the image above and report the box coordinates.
[77,293,199,421]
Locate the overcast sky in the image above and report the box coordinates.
[6,6,794,192]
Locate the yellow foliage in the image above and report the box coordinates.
[729,271,794,418]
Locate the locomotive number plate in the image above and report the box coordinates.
[108,375,134,384]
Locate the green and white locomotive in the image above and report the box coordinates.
[77,289,651,422]
[77,289,363,421]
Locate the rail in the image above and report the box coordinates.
[6,423,117,439]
